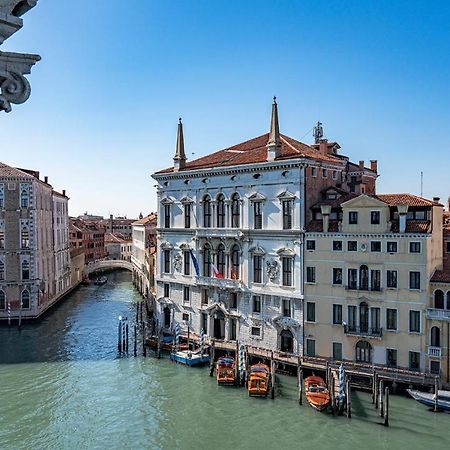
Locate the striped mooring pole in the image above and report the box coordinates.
[239,344,245,383]
[7,301,11,326]
[338,363,345,411]
[174,322,180,353]
[200,328,205,357]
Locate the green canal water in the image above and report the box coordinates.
[1,271,449,450]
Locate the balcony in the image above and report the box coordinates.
[195,276,242,290]
[195,228,244,239]
[345,285,383,293]
[426,308,450,321]
[427,346,442,358]
[344,325,383,338]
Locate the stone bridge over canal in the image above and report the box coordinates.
[86,260,133,275]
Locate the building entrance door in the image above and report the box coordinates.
[213,311,225,339]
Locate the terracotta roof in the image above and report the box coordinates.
[306,220,340,232]
[431,270,450,283]
[311,193,358,209]
[133,213,157,226]
[0,162,38,179]
[156,133,342,174]
[105,233,131,243]
[375,194,434,207]
[390,220,431,233]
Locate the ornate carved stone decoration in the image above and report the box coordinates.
[173,252,182,272]
[272,315,300,329]
[0,0,40,113]
[266,259,279,281]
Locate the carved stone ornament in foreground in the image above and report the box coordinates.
[266,259,279,282]
[0,0,40,113]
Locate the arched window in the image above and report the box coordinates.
[20,184,29,208]
[0,290,5,310]
[217,244,226,278]
[216,194,226,228]
[359,301,369,333]
[359,265,369,290]
[447,292,450,310]
[280,329,294,353]
[0,260,4,281]
[21,225,29,249]
[203,244,212,277]
[21,289,30,309]
[431,326,440,347]
[435,290,444,309]
[356,340,372,363]
[231,244,240,280]
[203,195,212,228]
[21,260,30,280]
[231,193,240,228]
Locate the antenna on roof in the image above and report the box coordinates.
[313,121,323,144]
[420,171,423,197]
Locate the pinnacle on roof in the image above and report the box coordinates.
[313,121,324,144]
[173,117,186,172]
[267,97,281,161]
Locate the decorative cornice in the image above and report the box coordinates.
[0,0,37,44]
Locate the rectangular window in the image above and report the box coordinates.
[430,360,440,375]
[183,286,190,304]
[184,203,191,229]
[311,167,317,177]
[306,266,316,283]
[387,241,397,253]
[409,351,420,371]
[183,250,190,275]
[230,292,238,309]
[282,200,293,230]
[348,305,357,330]
[446,242,450,253]
[333,240,342,251]
[386,270,397,288]
[332,268,342,285]
[371,211,380,224]
[409,271,421,290]
[306,339,315,357]
[371,241,381,252]
[409,242,421,253]
[252,295,261,314]
[332,342,342,360]
[282,257,293,286]
[229,318,237,341]
[164,204,171,228]
[371,307,381,332]
[163,283,170,298]
[386,309,397,330]
[322,169,328,178]
[332,304,342,324]
[253,255,262,283]
[332,170,338,180]
[306,240,316,251]
[349,211,358,224]
[386,349,397,368]
[348,268,357,289]
[201,313,208,334]
[251,327,261,337]
[182,313,189,322]
[306,302,316,322]
[282,299,291,318]
[347,240,357,252]
[254,202,263,230]
[370,270,381,291]
[201,288,209,305]
[163,250,170,273]
[409,310,420,332]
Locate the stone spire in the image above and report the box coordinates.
[267,96,281,161]
[173,117,186,172]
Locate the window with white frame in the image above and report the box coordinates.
[20,183,30,209]
[0,290,5,310]
[282,299,291,317]
[253,255,262,283]
[253,201,263,230]
[282,257,293,286]
[409,242,421,253]
[282,199,293,230]
[21,260,30,280]
[252,295,261,314]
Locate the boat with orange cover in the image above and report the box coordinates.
[304,376,330,411]
[216,356,236,385]
[247,363,270,397]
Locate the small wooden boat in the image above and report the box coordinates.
[247,363,270,397]
[216,356,236,385]
[94,276,107,285]
[170,349,210,366]
[305,376,330,411]
[407,389,450,412]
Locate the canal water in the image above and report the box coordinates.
[1,271,449,450]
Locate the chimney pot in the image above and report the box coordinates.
[433,197,440,204]
[359,160,364,170]
[44,176,48,183]
[62,189,66,196]
[370,160,378,172]
[319,139,328,155]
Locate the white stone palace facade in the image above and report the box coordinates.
[152,101,378,355]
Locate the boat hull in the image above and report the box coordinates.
[170,351,210,366]
[248,364,270,397]
[407,389,450,412]
[305,376,330,412]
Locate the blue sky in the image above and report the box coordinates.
[1,0,449,217]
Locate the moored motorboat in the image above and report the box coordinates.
[407,389,450,412]
[247,363,270,397]
[216,356,236,385]
[94,276,107,285]
[170,349,210,366]
[304,376,330,412]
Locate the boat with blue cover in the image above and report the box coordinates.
[170,349,210,366]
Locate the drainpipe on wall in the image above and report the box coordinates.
[299,163,307,357]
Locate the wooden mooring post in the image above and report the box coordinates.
[143,323,147,357]
[270,352,276,400]
[330,376,336,415]
[374,373,379,409]
[209,340,215,377]
[434,377,439,412]
[297,363,303,405]
[383,386,389,427]
[235,341,239,384]
[379,379,384,417]
[346,379,351,418]
[133,323,137,357]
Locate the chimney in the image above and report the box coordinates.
[397,204,408,233]
[359,160,364,170]
[109,214,113,233]
[320,205,331,232]
[433,197,440,205]
[319,139,328,155]
[44,176,48,183]
[62,189,66,197]
[370,160,378,172]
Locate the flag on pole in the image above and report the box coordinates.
[189,249,200,277]
[207,251,224,278]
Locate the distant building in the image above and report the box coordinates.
[0,163,71,319]
[69,218,107,264]
[131,213,157,301]
[99,215,136,239]
[105,232,133,262]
